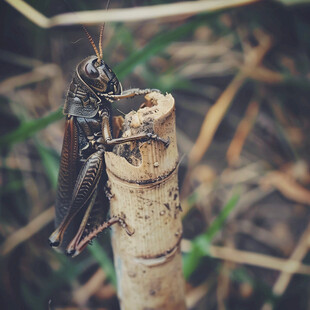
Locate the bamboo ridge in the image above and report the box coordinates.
[105,92,186,310]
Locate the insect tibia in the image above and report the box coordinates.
[48,228,62,248]
[100,88,161,101]
[67,215,134,257]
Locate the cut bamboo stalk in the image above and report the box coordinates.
[105,92,186,310]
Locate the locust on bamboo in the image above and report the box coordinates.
[48,25,169,257]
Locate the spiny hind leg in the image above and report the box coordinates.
[66,189,98,256]
[69,214,134,257]
[49,149,104,248]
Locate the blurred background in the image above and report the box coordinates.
[1,0,310,309]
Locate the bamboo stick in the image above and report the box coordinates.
[105,92,186,310]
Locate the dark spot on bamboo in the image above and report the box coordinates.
[164,203,170,210]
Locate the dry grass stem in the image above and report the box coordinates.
[260,222,310,310]
[188,72,246,166]
[217,262,232,310]
[72,268,113,306]
[181,240,310,275]
[228,187,275,221]
[1,206,54,255]
[226,101,260,166]
[5,0,261,28]
[168,39,233,61]
[188,31,272,167]
[209,244,310,275]
[241,66,284,84]
[260,171,310,206]
[5,0,49,28]
[0,64,61,95]
[185,282,210,309]
[236,220,293,254]
[271,222,310,293]
[221,161,265,184]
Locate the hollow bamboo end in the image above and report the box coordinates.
[105,92,186,310]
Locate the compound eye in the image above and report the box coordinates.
[85,63,99,78]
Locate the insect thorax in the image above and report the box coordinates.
[63,74,100,118]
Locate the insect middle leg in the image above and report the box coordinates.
[100,108,170,148]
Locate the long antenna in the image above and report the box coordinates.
[63,0,100,59]
[98,24,105,60]
[98,0,111,60]
[82,25,100,60]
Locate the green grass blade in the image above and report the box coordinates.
[0,107,63,148]
[183,193,240,279]
[22,254,92,310]
[88,240,117,287]
[276,0,310,5]
[35,141,59,188]
[115,16,206,79]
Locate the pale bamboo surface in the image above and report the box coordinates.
[105,93,186,310]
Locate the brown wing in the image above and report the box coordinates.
[52,116,111,254]
[80,172,109,240]
[55,116,79,228]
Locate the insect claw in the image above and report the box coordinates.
[145,133,170,148]
[66,249,75,257]
[125,226,135,236]
[104,184,114,200]
[116,214,135,236]
[49,240,60,247]
[163,137,170,148]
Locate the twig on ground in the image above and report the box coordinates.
[1,206,54,255]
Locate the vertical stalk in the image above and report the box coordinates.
[105,92,186,310]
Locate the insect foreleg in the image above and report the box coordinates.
[100,88,160,100]
[49,149,104,248]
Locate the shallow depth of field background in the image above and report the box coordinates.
[1,0,310,309]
